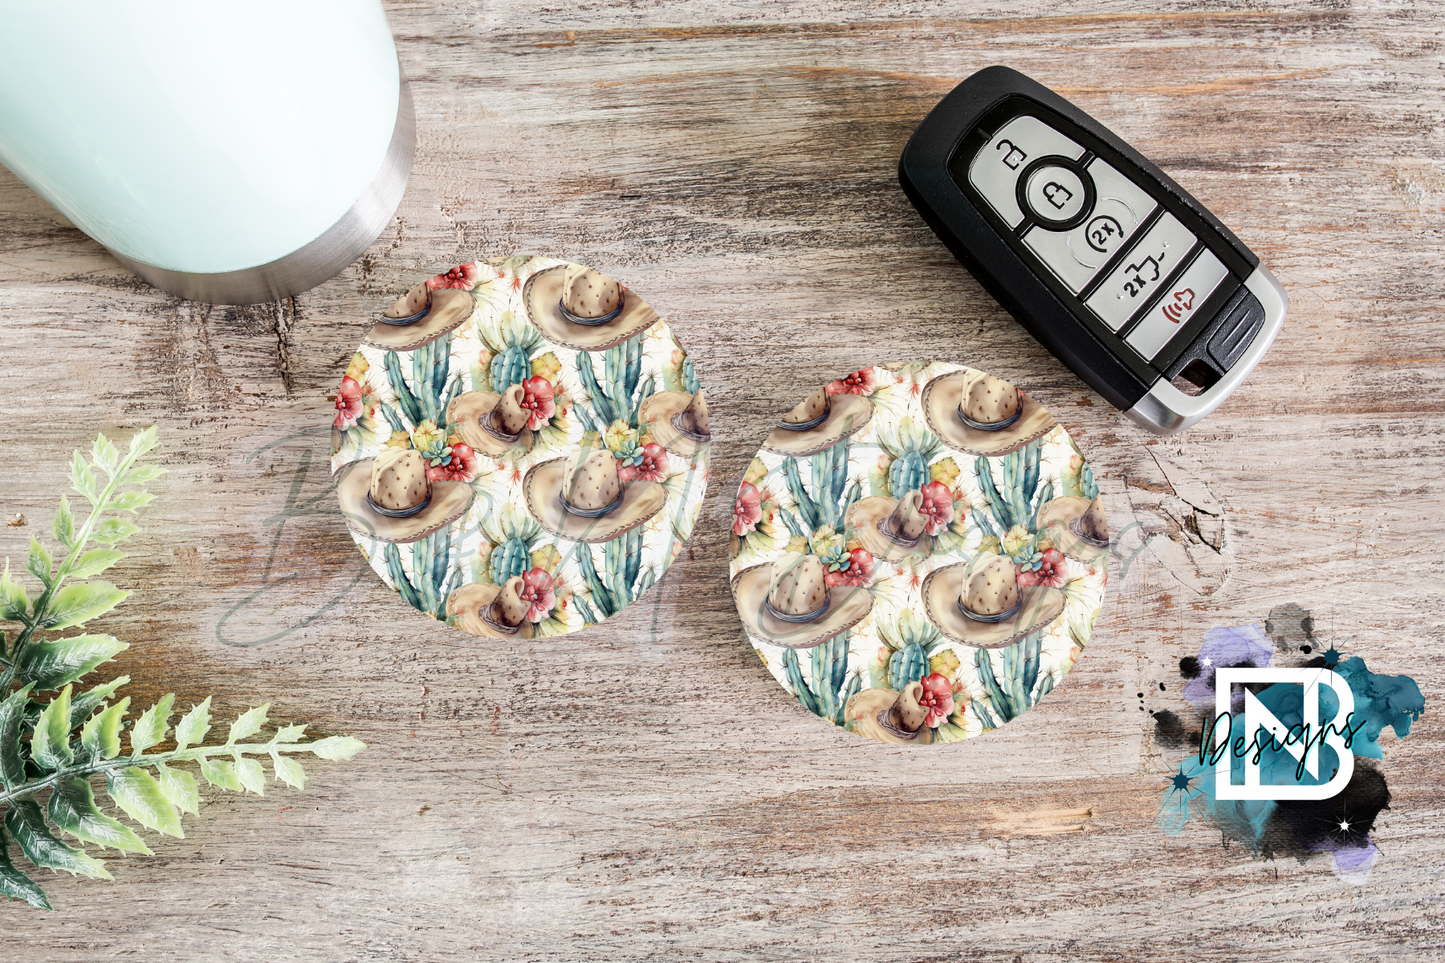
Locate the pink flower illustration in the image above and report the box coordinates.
[427,262,481,290]
[425,443,478,483]
[519,568,557,623]
[519,376,556,430]
[918,673,955,728]
[618,443,669,483]
[733,482,762,536]
[825,548,875,588]
[333,376,365,430]
[917,481,955,536]
[1017,548,1068,588]
[826,368,876,396]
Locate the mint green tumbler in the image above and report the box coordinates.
[0,1,414,304]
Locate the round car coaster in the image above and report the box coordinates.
[332,256,710,637]
[729,362,1106,745]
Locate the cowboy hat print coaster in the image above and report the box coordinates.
[332,256,710,638]
[729,361,1108,746]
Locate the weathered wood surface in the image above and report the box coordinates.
[2,2,1443,959]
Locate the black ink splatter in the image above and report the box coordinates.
[1180,656,1201,679]
[1153,709,1190,749]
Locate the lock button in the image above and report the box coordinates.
[1021,163,1090,228]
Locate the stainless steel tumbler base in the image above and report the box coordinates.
[110,71,416,306]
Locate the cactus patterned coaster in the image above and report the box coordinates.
[332,256,710,637]
[729,362,1107,746]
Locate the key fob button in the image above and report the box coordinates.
[1021,158,1158,294]
[1085,212,1196,330]
[1020,162,1090,227]
[967,115,1084,228]
[1024,193,1157,293]
[1124,250,1230,360]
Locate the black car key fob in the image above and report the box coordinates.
[899,65,1286,434]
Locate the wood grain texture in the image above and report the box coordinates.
[2,2,1443,959]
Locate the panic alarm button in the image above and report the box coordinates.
[1125,250,1230,361]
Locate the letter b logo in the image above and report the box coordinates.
[1214,667,1355,801]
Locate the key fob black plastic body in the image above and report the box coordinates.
[899,65,1286,434]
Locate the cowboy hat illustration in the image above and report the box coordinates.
[446,576,535,639]
[846,490,930,563]
[335,447,475,544]
[639,388,711,460]
[921,552,1064,648]
[921,370,1056,457]
[731,551,872,649]
[522,263,659,352]
[1037,494,1109,563]
[844,682,935,745]
[760,387,872,457]
[362,281,475,352]
[448,384,535,458]
[522,446,665,544]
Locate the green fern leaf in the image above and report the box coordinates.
[129,694,175,755]
[228,704,269,743]
[0,684,35,786]
[68,549,125,580]
[200,758,242,792]
[0,823,52,909]
[235,757,266,796]
[5,801,112,879]
[155,762,200,816]
[40,581,129,630]
[80,697,130,759]
[51,496,74,550]
[272,754,306,790]
[26,537,52,586]
[30,686,73,772]
[47,777,152,855]
[105,768,182,838]
[1,560,29,621]
[19,634,128,691]
[174,697,212,750]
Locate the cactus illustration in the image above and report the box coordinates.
[490,345,531,390]
[575,338,654,431]
[474,306,545,393]
[470,504,549,584]
[972,441,1054,537]
[382,339,464,432]
[872,415,942,498]
[384,527,463,621]
[571,529,655,623]
[970,635,1054,730]
[779,438,861,535]
[888,643,930,690]
[874,607,950,691]
[782,634,862,727]
[489,537,531,583]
